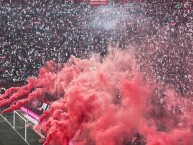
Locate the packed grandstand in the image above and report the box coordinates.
[0,0,193,145]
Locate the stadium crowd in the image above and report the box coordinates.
[0,0,193,96]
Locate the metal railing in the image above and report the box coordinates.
[0,110,30,145]
[13,110,28,142]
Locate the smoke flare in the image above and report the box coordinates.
[1,49,193,145]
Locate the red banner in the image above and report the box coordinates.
[89,0,108,5]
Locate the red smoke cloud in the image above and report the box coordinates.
[0,49,193,145]
[0,87,19,101]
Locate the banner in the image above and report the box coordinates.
[20,106,40,122]
[89,0,108,5]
